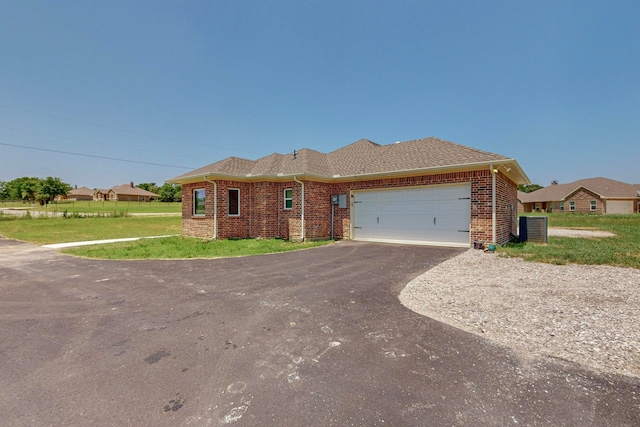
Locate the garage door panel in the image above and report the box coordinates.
[607,201,633,214]
[353,184,470,246]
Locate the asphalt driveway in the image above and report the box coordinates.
[0,238,638,426]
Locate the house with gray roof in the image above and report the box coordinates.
[519,177,640,214]
[169,137,529,247]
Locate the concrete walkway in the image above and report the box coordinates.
[42,235,179,249]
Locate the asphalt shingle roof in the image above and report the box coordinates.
[171,137,513,181]
[109,184,159,197]
[68,186,94,197]
[520,177,640,202]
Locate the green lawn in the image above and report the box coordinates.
[46,200,182,213]
[0,214,331,259]
[499,213,640,269]
[62,237,332,259]
[1,200,182,214]
[0,215,181,244]
[3,209,637,265]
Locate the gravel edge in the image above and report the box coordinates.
[400,249,640,378]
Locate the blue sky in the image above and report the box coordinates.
[1,0,638,189]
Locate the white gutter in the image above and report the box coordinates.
[293,176,305,241]
[203,176,218,239]
[491,164,497,244]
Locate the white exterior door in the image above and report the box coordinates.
[606,200,633,214]
[352,184,471,247]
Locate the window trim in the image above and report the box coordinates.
[193,188,206,216]
[569,201,576,212]
[228,188,240,217]
[534,203,541,212]
[284,188,293,210]
[590,200,597,211]
[559,202,564,212]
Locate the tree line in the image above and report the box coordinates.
[0,177,182,203]
[137,182,182,202]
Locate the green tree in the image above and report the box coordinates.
[0,181,8,200]
[7,177,40,202]
[138,182,160,194]
[518,184,543,193]
[158,183,182,202]
[4,177,71,204]
[37,176,72,204]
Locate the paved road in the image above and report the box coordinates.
[0,238,638,426]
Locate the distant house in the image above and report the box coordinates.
[519,177,640,214]
[67,186,95,201]
[93,182,158,202]
[93,188,111,201]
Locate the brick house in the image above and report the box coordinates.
[519,177,640,214]
[66,186,94,201]
[93,183,158,202]
[168,137,529,247]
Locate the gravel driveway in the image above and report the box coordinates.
[401,249,640,378]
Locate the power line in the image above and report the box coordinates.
[0,142,195,170]
[0,124,204,161]
[0,103,204,146]
[0,104,267,157]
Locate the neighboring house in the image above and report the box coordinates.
[169,137,529,247]
[93,188,111,201]
[93,183,158,202]
[519,177,640,214]
[67,186,94,201]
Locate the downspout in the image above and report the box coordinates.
[293,176,305,241]
[203,176,218,239]
[490,164,497,244]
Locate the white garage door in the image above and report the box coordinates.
[352,184,471,247]
[606,200,633,214]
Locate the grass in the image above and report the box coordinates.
[0,214,181,244]
[0,213,331,259]
[1,200,181,214]
[499,213,640,269]
[62,237,332,259]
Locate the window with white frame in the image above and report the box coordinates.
[193,188,206,216]
[284,188,292,210]
[559,202,564,211]
[535,203,541,212]
[569,201,575,211]
[590,200,597,211]
[228,188,240,216]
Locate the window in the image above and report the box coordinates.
[590,200,597,211]
[228,188,239,216]
[559,202,564,212]
[284,188,293,209]
[193,189,206,216]
[534,203,541,212]
[569,201,575,212]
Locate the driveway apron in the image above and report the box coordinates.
[0,238,638,426]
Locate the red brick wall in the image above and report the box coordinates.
[180,168,519,246]
[181,182,216,238]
